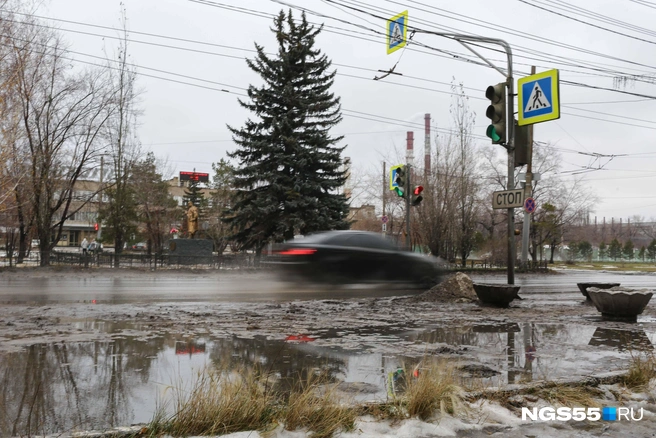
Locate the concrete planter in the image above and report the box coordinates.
[587,287,653,322]
[472,283,521,308]
[577,282,620,299]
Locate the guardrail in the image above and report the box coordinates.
[1,251,548,271]
[0,251,257,269]
[443,259,549,271]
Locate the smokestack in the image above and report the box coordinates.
[343,156,352,200]
[424,113,431,177]
[406,131,414,164]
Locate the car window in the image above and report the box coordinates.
[293,232,330,244]
[357,234,398,250]
[327,234,358,247]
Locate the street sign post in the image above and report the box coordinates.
[492,189,525,209]
[524,197,536,214]
[518,69,560,126]
[386,11,408,54]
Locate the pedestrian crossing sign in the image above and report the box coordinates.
[386,10,408,54]
[518,69,560,126]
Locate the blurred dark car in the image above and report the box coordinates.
[132,242,147,251]
[265,231,443,287]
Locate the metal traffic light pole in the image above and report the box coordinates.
[520,66,537,267]
[405,164,411,249]
[413,30,515,284]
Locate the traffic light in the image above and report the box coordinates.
[485,82,507,144]
[390,164,406,198]
[94,223,99,231]
[514,121,529,167]
[411,185,424,206]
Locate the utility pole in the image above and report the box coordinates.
[405,131,414,250]
[382,161,386,236]
[521,66,536,266]
[405,164,411,249]
[97,156,104,241]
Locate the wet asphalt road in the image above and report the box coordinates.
[0,269,654,304]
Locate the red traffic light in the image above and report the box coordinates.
[94,223,99,231]
[411,185,424,207]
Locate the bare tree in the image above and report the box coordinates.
[10,19,114,265]
[415,83,481,263]
[449,84,481,266]
[98,7,142,262]
[0,2,36,263]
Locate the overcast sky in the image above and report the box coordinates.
[35,0,656,221]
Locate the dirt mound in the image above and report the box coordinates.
[414,272,478,303]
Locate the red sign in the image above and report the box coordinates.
[179,171,209,183]
[524,197,537,214]
[175,342,206,355]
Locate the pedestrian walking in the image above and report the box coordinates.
[81,238,89,254]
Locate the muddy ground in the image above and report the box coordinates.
[1,267,656,437]
[0,267,654,352]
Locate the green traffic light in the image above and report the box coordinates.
[394,187,404,197]
[486,125,502,143]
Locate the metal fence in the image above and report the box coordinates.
[0,251,256,269]
[443,258,549,271]
[1,251,548,271]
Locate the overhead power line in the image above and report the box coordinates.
[342,0,656,73]
[519,0,656,46]
[10,4,656,153]
[629,0,656,11]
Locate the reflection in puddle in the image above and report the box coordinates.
[0,321,654,436]
[588,327,653,351]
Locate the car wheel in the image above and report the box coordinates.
[419,275,437,289]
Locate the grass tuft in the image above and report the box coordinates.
[623,352,656,389]
[404,363,463,419]
[150,366,356,437]
[162,367,277,436]
[379,361,464,421]
[282,371,357,438]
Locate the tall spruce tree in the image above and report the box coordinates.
[225,10,350,256]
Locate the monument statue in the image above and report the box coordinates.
[186,201,199,238]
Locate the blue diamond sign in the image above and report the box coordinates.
[518,69,560,126]
[386,10,408,54]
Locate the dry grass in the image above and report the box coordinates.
[155,367,277,436]
[405,363,463,419]
[149,366,356,438]
[530,384,603,408]
[282,371,357,438]
[623,352,656,389]
[378,361,465,421]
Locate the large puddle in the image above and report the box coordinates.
[1,320,654,436]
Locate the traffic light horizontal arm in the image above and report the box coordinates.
[458,40,507,76]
